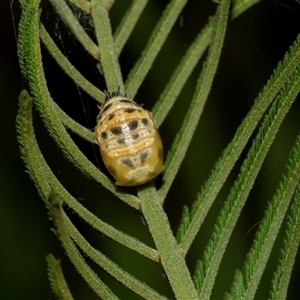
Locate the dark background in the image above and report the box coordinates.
[1,0,300,298]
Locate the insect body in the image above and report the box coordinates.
[95,91,164,186]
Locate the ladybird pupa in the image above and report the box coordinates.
[95,91,164,186]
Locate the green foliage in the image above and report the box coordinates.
[16,0,300,299]
[46,252,74,299]
[269,186,300,300]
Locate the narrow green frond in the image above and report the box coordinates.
[49,193,119,299]
[269,185,300,300]
[54,101,96,144]
[64,211,168,300]
[16,90,51,202]
[231,0,261,19]
[241,135,300,300]
[193,61,300,300]
[114,0,149,57]
[125,0,188,97]
[46,255,60,297]
[224,270,244,300]
[18,94,158,261]
[18,0,139,206]
[46,254,74,300]
[138,184,199,300]
[176,205,190,243]
[226,71,300,300]
[178,33,300,255]
[40,24,105,104]
[193,260,204,295]
[152,20,213,128]
[158,0,231,202]
[48,0,100,60]
[152,0,260,129]
[91,0,123,92]
[44,162,156,260]
[17,1,28,78]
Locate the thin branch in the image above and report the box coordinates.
[158,0,231,202]
[269,184,300,300]
[125,0,188,97]
[65,211,168,300]
[152,20,213,129]
[40,24,105,103]
[231,0,261,19]
[199,63,300,300]
[114,0,148,57]
[49,193,119,299]
[54,101,96,144]
[46,254,74,300]
[48,0,100,60]
[178,33,300,254]
[18,0,140,208]
[16,91,158,261]
[91,0,123,92]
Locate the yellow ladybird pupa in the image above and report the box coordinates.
[95,90,164,186]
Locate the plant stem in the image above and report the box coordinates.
[138,184,199,300]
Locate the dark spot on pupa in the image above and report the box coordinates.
[121,158,133,168]
[117,137,125,144]
[101,131,108,140]
[120,99,133,104]
[141,118,149,126]
[108,165,117,176]
[158,148,164,161]
[102,103,113,113]
[124,108,136,113]
[140,151,149,164]
[132,133,139,140]
[111,126,122,135]
[128,120,138,131]
[108,114,115,120]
